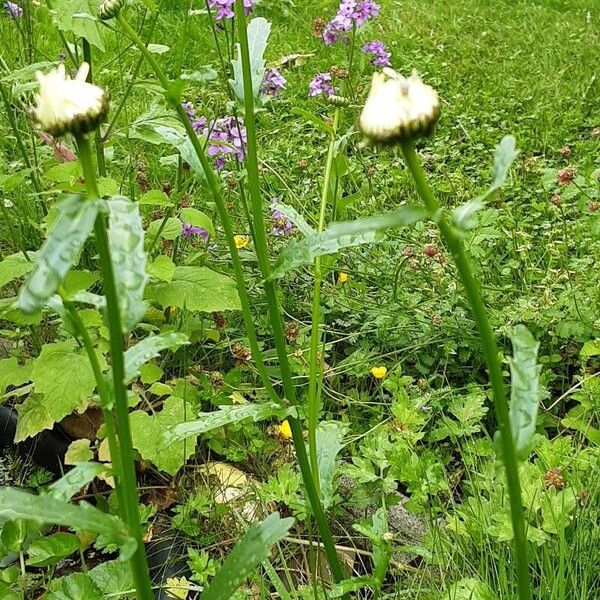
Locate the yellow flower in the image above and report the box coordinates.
[32,63,109,137]
[278,420,293,439]
[165,576,190,599]
[359,68,440,145]
[338,272,349,284]
[371,366,387,380]
[234,234,250,249]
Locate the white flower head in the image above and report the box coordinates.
[359,68,440,145]
[32,63,109,137]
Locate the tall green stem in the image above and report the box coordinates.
[233,0,345,585]
[400,141,531,600]
[307,108,340,491]
[115,12,278,404]
[75,134,153,600]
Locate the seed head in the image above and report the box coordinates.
[359,68,440,145]
[543,467,565,490]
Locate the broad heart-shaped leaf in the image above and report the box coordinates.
[15,341,97,441]
[145,266,241,312]
[453,136,518,230]
[50,0,106,51]
[0,252,35,290]
[200,512,293,600]
[19,196,100,313]
[107,197,148,332]
[122,332,189,384]
[229,17,271,103]
[0,488,135,560]
[508,324,541,461]
[270,205,427,279]
[316,421,348,509]
[164,402,288,443]
[129,396,195,475]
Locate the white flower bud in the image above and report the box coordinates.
[359,68,440,144]
[32,63,109,137]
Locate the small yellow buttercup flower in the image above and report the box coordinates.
[278,420,293,439]
[234,234,250,249]
[359,68,440,145]
[32,63,109,137]
[338,272,349,284]
[371,366,387,379]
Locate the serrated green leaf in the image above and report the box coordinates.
[165,402,287,443]
[15,341,96,441]
[200,512,293,600]
[26,532,80,567]
[122,332,189,384]
[229,17,271,103]
[50,0,105,51]
[147,254,176,282]
[145,266,241,312]
[46,572,102,600]
[19,196,100,313]
[0,488,135,560]
[316,421,347,509]
[270,206,427,279]
[107,197,148,331]
[64,439,94,465]
[0,357,32,396]
[129,396,194,475]
[508,325,541,461]
[0,253,35,290]
[580,339,600,358]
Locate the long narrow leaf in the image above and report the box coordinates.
[19,196,99,313]
[107,197,148,332]
[200,512,293,600]
[508,324,541,460]
[0,488,135,560]
[270,205,427,279]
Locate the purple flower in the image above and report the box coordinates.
[271,201,293,236]
[362,40,391,67]
[322,0,380,45]
[308,73,337,98]
[261,68,287,98]
[182,222,210,241]
[4,1,23,17]
[200,116,247,170]
[208,0,254,21]
[181,101,207,133]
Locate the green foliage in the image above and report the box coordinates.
[50,0,106,50]
[270,206,427,279]
[0,488,135,560]
[200,512,293,600]
[107,196,148,331]
[18,196,100,313]
[26,532,80,567]
[508,325,542,460]
[0,252,35,290]
[316,420,347,509]
[145,266,241,312]
[15,341,97,441]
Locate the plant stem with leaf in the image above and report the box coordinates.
[75,133,154,600]
[233,0,346,585]
[400,140,531,600]
[307,107,340,491]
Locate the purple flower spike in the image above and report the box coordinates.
[182,222,210,241]
[308,73,337,98]
[261,68,287,98]
[362,40,391,67]
[271,201,293,237]
[4,1,23,17]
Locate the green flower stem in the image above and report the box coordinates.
[75,134,154,600]
[59,295,125,506]
[234,0,346,585]
[115,11,278,404]
[307,107,340,492]
[400,141,531,600]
